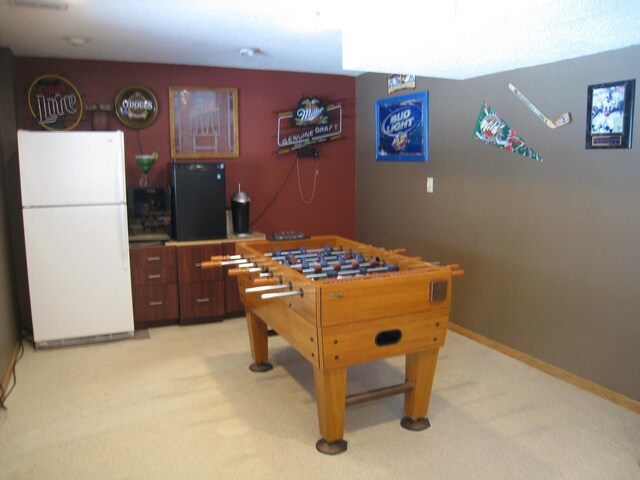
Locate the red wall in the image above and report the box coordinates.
[14,58,356,238]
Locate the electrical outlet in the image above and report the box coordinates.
[426,177,434,193]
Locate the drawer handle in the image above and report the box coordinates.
[147,274,161,279]
[149,300,164,306]
[147,256,161,261]
[196,297,210,303]
[194,262,202,268]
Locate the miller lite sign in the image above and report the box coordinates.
[27,74,83,131]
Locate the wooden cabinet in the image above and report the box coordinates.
[129,246,179,327]
[223,242,244,317]
[176,244,225,324]
[130,236,262,328]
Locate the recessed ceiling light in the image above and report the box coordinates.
[64,36,90,47]
[239,47,257,57]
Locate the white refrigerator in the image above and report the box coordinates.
[17,129,134,348]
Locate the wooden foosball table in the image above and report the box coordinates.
[204,235,463,454]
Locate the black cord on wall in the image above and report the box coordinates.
[0,333,26,410]
[249,154,298,227]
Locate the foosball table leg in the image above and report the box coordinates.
[313,365,348,455]
[401,349,438,431]
[246,312,273,372]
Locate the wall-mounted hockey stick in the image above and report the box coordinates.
[508,83,571,129]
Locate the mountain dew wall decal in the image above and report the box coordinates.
[473,101,543,162]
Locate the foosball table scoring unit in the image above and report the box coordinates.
[202,235,463,455]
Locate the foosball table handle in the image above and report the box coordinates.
[250,276,279,287]
[445,264,465,277]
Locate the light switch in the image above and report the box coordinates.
[426,177,434,193]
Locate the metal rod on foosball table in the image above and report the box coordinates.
[209,254,242,262]
[227,266,261,276]
[261,289,304,300]
[201,257,248,269]
[264,247,325,257]
[220,259,249,266]
[245,284,289,293]
[235,263,257,270]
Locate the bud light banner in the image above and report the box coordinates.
[376,91,428,162]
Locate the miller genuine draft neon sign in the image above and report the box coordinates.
[277,96,342,154]
[28,74,83,131]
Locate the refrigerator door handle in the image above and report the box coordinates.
[119,205,130,271]
[115,132,127,202]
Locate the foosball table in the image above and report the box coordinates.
[204,235,463,454]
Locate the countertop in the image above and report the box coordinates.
[164,232,265,247]
[129,232,265,248]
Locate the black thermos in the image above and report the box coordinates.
[231,184,250,235]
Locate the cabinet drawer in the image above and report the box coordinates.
[177,244,223,283]
[179,281,224,321]
[132,284,179,322]
[131,264,177,286]
[130,246,176,268]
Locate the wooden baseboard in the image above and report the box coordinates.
[448,323,640,414]
[1,341,21,403]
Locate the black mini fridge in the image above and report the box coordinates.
[170,162,226,241]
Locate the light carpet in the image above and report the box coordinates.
[1,318,638,480]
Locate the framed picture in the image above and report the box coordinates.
[387,74,416,94]
[169,87,239,158]
[586,79,635,149]
[375,91,428,161]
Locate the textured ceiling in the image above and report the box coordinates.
[1,0,639,79]
[342,0,640,79]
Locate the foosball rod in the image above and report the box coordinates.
[209,254,243,261]
[305,265,398,280]
[261,288,304,300]
[245,284,289,293]
[264,247,325,257]
[201,258,249,268]
[227,266,262,275]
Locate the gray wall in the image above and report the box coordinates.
[356,46,640,401]
[0,47,20,396]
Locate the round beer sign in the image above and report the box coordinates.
[115,85,159,128]
[27,74,83,131]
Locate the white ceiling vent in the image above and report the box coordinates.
[8,0,68,10]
